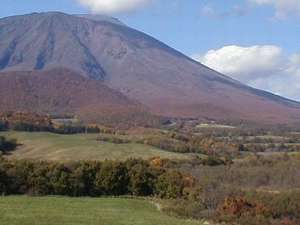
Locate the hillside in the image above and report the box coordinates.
[0,68,145,123]
[0,12,300,124]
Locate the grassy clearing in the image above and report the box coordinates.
[0,197,201,225]
[2,131,191,161]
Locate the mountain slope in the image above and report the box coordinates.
[0,12,299,124]
[0,68,144,123]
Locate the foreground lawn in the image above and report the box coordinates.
[2,131,191,161]
[0,197,201,225]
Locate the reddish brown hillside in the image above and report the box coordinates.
[0,68,145,123]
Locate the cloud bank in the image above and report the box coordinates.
[250,0,300,19]
[77,0,151,14]
[193,45,300,101]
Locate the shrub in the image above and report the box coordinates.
[0,157,9,193]
[201,156,226,166]
[0,136,17,153]
[155,170,185,198]
[142,136,190,153]
[97,136,130,144]
[127,162,156,196]
[0,121,8,131]
[218,197,271,218]
[94,161,129,195]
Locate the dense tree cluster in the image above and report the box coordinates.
[0,112,101,134]
[140,136,191,153]
[0,158,193,198]
[3,121,101,134]
[137,134,239,155]
[0,136,17,154]
[0,121,8,131]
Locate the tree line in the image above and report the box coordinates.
[0,112,101,134]
[0,157,194,198]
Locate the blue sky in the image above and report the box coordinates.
[1,0,300,100]
[1,0,298,55]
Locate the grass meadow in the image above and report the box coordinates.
[0,197,202,225]
[2,131,191,161]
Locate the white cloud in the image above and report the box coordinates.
[193,45,300,101]
[194,45,285,80]
[77,0,151,14]
[250,0,300,19]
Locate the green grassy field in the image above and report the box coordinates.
[0,197,201,225]
[2,131,191,161]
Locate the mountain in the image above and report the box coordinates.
[0,12,300,125]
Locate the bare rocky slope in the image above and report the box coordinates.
[0,12,299,124]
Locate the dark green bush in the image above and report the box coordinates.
[155,170,185,198]
[201,156,226,166]
[97,136,130,144]
[0,136,17,153]
[0,121,8,131]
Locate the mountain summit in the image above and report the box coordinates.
[0,12,299,124]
